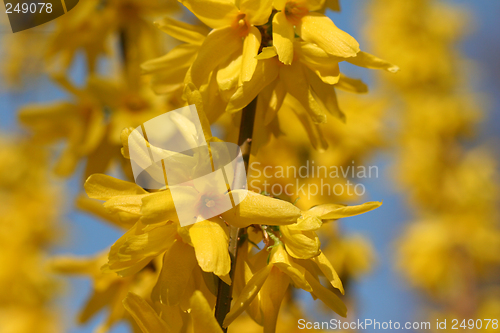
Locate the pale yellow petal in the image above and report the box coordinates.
[189,218,231,277]
[190,27,242,89]
[240,0,273,25]
[307,201,382,220]
[272,12,295,65]
[154,17,208,45]
[241,26,262,82]
[223,265,272,327]
[312,252,344,294]
[347,51,399,73]
[280,226,321,260]
[336,74,368,93]
[280,62,327,123]
[153,240,197,306]
[84,174,147,201]
[226,58,279,113]
[297,13,359,58]
[270,245,312,291]
[140,190,179,224]
[190,291,224,333]
[305,271,347,317]
[260,266,290,333]
[123,292,172,333]
[221,190,301,227]
[179,0,238,29]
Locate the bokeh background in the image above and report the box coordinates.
[1,0,499,332]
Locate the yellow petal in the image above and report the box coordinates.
[311,252,344,294]
[190,291,224,333]
[189,218,231,278]
[76,195,138,229]
[217,52,243,99]
[307,201,382,220]
[284,97,328,152]
[226,58,280,113]
[287,215,322,231]
[141,44,198,94]
[297,13,359,58]
[256,46,278,60]
[241,26,262,83]
[153,240,197,306]
[305,271,347,317]
[154,17,208,45]
[262,79,286,126]
[260,267,290,333]
[221,190,301,227]
[298,41,341,84]
[84,174,147,201]
[304,67,344,121]
[240,0,273,25]
[280,226,321,260]
[179,0,238,29]
[280,62,327,123]
[108,221,177,276]
[270,245,312,291]
[272,12,295,65]
[336,74,368,93]
[123,292,172,333]
[347,51,399,73]
[140,190,179,224]
[103,193,149,216]
[190,27,242,89]
[223,265,272,327]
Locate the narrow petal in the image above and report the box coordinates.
[154,17,208,45]
[241,26,262,83]
[189,218,231,277]
[305,271,347,317]
[285,97,328,152]
[103,193,149,216]
[84,174,147,201]
[123,292,172,333]
[107,222,177,276]
[312,252,344,294]
[240,0,273,25]
[190,27,242,89]
[221,190,301,228]
[304,67,345,121]
[307,201,382,220]
[190,291,224,333]
[347,51,399,73]
[140,190,179,224]
[272,12,295,65]
[336,74,368,93]
[280,62,327,123]
[226,58,280,113]
[280,226,321,260]
[223,265,272,327]
[179,0,238,29]
[217,52,243,100]
[260,267,290,333]
[256,46,278,60]
[270,245,312,291]
[298,42,341,84]
[152,240,198,306]
[297,13,359,58]
[260,80,286,126]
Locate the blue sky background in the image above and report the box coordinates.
[1,1,499,332]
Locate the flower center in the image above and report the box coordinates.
[284,1,308,25]
[205,198,215,208]
[232,12,250,36]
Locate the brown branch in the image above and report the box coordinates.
[214,97,258,332]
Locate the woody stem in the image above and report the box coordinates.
[214,97,258,331]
